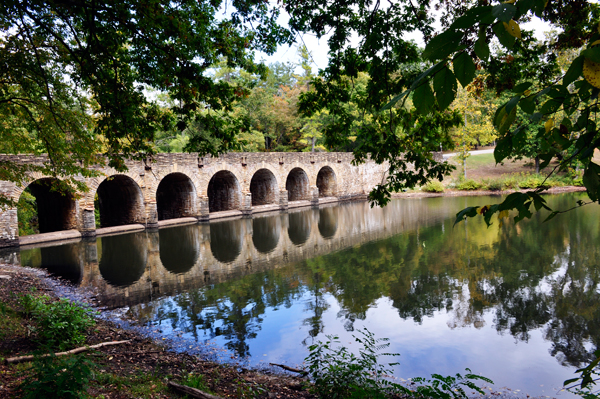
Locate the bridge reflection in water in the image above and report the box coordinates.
[15,199,454,308]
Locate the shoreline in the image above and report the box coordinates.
[390,185,586,199]
[0,263,315,399]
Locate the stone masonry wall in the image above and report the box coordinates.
[0,152,404,247]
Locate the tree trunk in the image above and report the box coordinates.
[535,156,540,174]
[311,136,315,152]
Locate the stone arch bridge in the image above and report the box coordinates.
[0,152,391,247]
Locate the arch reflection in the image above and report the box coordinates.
[288,210,312,246]
[210,219,243,263]
[159,225,200,275]
[40,244,83,285]
[98,232,147,287]
[318,207,338,239]
[252,215,280,254]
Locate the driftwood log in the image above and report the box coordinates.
[269,362,308,376]
[4,339,132,365]
[167,381,225,399]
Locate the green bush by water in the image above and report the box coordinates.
[423,180,445,193]
[20,293,97,351]
[304,328,491,399]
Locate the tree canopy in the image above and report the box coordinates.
[0,0,290,196]
[3,0,600,221]
[281,0,600,222]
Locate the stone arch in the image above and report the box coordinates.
[287,209,312,246]
[159,225,200,274]
[317,166,337,197]
[318,207,338,239]
[286,167,310,201]
[210,219,243,263]
[156,172,197,221]
[96,175,145,228]
[98,232,147,287]
[250,168,278,206]
[252,215,280,254]
[18,177,78,234]
[83,171,146,208]
[207,170,242,212]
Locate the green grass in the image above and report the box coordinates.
[464,153,495,169]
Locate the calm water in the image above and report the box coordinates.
[14,194,600,397]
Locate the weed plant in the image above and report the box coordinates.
[19,353,95,399]
[20,293,96,350]
[304,328,491,399]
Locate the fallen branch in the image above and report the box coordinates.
[167,381,224,399]
[5,340,131,365]
[269,363,308,376]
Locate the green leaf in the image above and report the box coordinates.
[409,61,446,91]
[453,52,476,87]
[494,103,517,134]
[582,46,600,63]
[474,27,490,61]
[519,96,536,114]
[381,90,409,111]
[494,136,513,163]
[433,66,458,110]
[454,206,478,226]
[563,56,584,86]
[583,162,600,202]
[451,6,494,29]
[492,3,517,22]
[413,82,435,115]
[505,96,521,113]
[540,98,563,114]
[512,82,533,93]
[493,22,516,49]
[423,30,463,61]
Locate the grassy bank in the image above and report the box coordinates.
[420,153,583,194]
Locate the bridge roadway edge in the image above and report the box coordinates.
[0,152,438,249]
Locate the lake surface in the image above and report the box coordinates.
[13,194,600,397]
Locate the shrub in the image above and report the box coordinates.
[20,294,96,350]
[455,179,482,191]
[422,180,444,193]
[482,179,503,191]
[518,174,545,189]
[20,353,95,399]
[305,329,407,399]
[305,328,492,399]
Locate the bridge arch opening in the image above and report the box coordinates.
[317,166,337,197]
[210,219,243,263]
[19,178,78,234]
[207,171,242,212]
[157,173,197,221]
[160,225,200,274]
[288,209,312,246]
[252,215,280,254]
[96,175,144,228]
[286,168,309,201]
[318,207,338,239]
[250,169,278,206]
